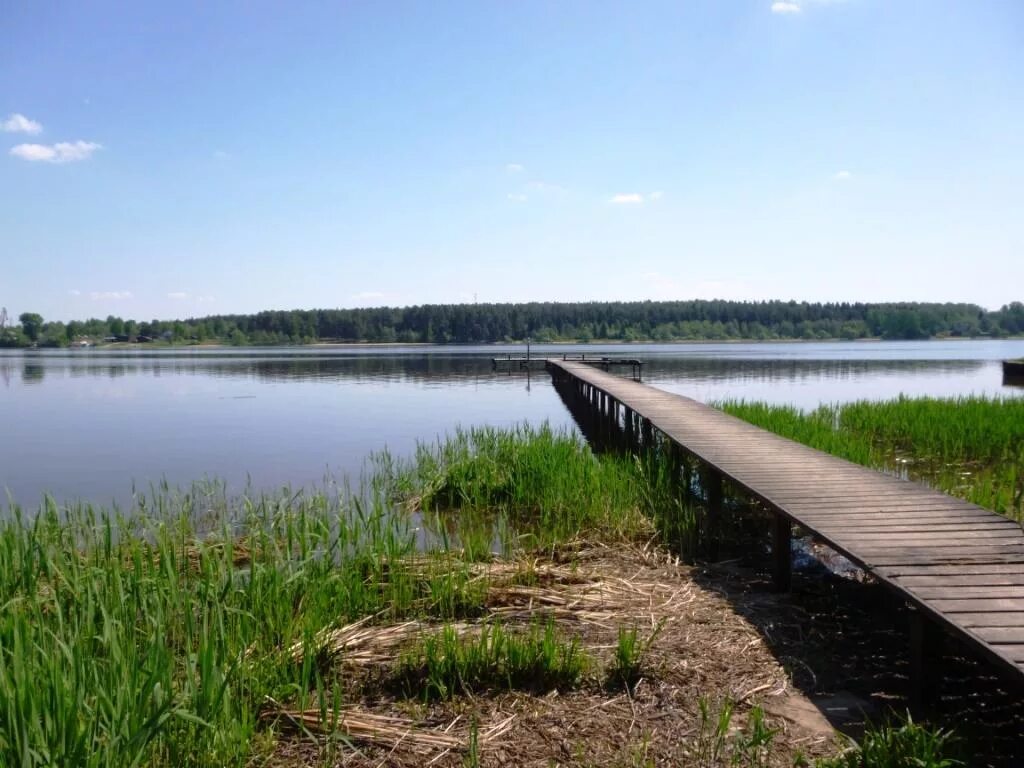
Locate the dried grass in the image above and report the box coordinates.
[265,703,515,754]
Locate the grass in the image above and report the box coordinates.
[816,715,962,768]
[0,425,654,767]
[0,421,977,766]
[720,395,1024,520]
[607,620,664,691]
[394,620,589,700]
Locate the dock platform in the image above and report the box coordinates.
[547,358,1024,704]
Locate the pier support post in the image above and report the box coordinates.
[772,513,792,592]
[625,408,636,449]
[701,468,722,560]
[909,609,944,714]
[641,418,653,449]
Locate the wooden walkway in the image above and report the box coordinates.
[547,359,1024,693]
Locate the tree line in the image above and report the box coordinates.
[2,300,1023,348]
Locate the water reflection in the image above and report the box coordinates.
[1,341,1023,508]
[21,363,45,384]
[0,350,998,387]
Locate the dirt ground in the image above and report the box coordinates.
[260,542,847,767]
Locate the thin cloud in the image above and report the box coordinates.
[197,295,215,303]
[2,113,42,134]
[771,2,801,13]
[505,163,524,173]
[167,291,188,299]
[10,140,102,163]
[834,170,852,180]
[68,289,81,296]
[610,193,645,205]
[89,290,132,301]
[507,193,527,202]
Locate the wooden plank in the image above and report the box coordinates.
[910,586,1024,600]
[930,598,1024,613]
[972,627,1024,644]
[896,574,1024,587]
[946,613,1024,628]
[831,530,1023,544]
[819,522,1017,533]
[989,644,1024,663]
[880,563,1024,577]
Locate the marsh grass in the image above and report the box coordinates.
[393,620,589,700]
[0,424,657,767]
[721,396,1024,520]
[816,715,962,768]
[607,620,665,691]
[0,420,958,766]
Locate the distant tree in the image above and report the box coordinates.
[18,312,43,342]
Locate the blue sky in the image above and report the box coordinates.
[1,0,1022,322]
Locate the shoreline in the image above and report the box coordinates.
[4,334,1024,353]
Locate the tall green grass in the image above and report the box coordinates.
[720,396,1024,520]
[0,424,656,767]
[387,424,653,549]
[394,620,588,700]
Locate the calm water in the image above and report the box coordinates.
[2,340,1023,508]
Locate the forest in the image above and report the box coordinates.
[2,300,1023,347]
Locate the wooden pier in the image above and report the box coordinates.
[547,358,1024,706]
[493,353,643,378]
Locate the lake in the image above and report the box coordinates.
[2,340,1023,508]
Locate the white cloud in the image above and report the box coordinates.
[68,289,81,296]
[213,149,229,159]
[2,113,42,134]
[507,193,527,202]
[505,163,524,173]
[89,290,132,301]
[649,191,664,201]
[197,295,215,303]
[167,291,188,299]
[834,170,851,180]
[610,193,645,205]
[10,140,101,163]
[771,2,801,13]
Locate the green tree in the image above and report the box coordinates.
[18,313,43,342]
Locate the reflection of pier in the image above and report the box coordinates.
[548,357,1024,712]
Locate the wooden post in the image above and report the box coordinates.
[625,408,635,448]
[909,609,943,714]
[702,468,722,560]
[772,513,792,592]
[641,417,653,448]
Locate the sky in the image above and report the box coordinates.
[1,0,1022,322]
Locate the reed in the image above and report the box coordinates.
[393,620,589,700]
[0,424,654,766]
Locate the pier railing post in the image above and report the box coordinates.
[909,609,943,714]
[772,514,792,592]
[702,468,722,560]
